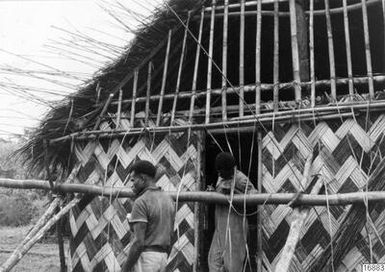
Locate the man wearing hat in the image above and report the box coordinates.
[122,160,175,272]
[208,152,256,272]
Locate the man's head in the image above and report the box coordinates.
[215,152,236,179]
[128,160,157,194]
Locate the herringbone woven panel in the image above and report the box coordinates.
[68,131,199,272]
[261,114,385,272]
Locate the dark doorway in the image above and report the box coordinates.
[200,130,259,271]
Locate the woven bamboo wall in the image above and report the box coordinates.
[261,113,385,271]
[68,131,199,272]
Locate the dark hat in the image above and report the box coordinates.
[215,152,236,171]
[129,160,156,178]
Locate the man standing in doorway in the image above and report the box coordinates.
[208,152,256,272]
[122,160,175,272]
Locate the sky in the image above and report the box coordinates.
[0,0,159,140]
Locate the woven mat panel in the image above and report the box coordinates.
[261,114,385,272]
[68,132,199,272]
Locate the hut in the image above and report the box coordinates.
[15,0,385,271]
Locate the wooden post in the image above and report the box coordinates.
[274,155,318,272]
[205,0,216,124]
[342,0,354,95]
[288,0,302,102]
[56,197,66,272]
[156,30,172,126]
[93,93,114,130]
[130,69,139,127]
[324,0,337,100]
[239,0,245,117]
[257,131,263,272]
[189,8,205,124]
[145,61,152,126]
[255,0,262,114]
[44,140,54,189]
[116,89,123,128]
[296,0,309,82]
[222,0,229,121]
[309,0,316,107]
[361,0,375,99]
[273,0,280,112]
[171,12,191,124]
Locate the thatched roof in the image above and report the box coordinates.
[18,0,205,174]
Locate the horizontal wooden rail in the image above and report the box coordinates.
[2,178,385,206]
[110,75,385,106]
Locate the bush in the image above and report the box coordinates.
[0,191,38,227]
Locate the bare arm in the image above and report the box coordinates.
[122,222,146,272]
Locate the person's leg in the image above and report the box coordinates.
[208,230,225,272]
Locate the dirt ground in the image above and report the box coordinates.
[0,226,69,272]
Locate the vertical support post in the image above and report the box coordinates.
[145,61,152,126]
[296,0,309,82]
[309,0,316,107]
[56,198,66,272]
[156,30,172,126]
[239,0,246,117]
[130,69,139,127]
[193,131,204,272]
[189,8,205,124]
[342,0,354,96]
[324,0,337,100]
[361,0,375,99]
[222,0,229,121]
[205,0,216,125]
[289,0,302,102]
[273,0,280,112]
[257,131,263,272]
[44,140,54,189]
[95,82,101,106]
[255,0,262,115]
[171,12,191,125]
[116,89,123,129]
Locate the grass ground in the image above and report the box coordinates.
[0,225,69,272]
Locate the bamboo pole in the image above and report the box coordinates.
[222,0,229,121]
[4,178,385,206]
[130,69,138,127]
[116,89,123,128]
[257,131,263,272]
[95,82,101,106]
[274,155,321,272]
[309,0,316,107]
[93,93,114,130]
[0,197,80,272]
[171,12,191,125]
[0,198,60,272]
[189,8,205,124]
[342,0,354,95]
[145,61,152,126]
[156,30,172,126]
[206,0,216,124]
[113,75,385,106]
[273,0,280,112]
[239,0,245,117]
[289,0,302,102]
[296,0,309,82]
[324,0,337,100]
[56,199,66,272]
[48,110,361,142]
[255,0,262,114]
[361,0,375,99]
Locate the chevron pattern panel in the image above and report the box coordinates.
[261,113,385,272]
[68,131,199,272]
